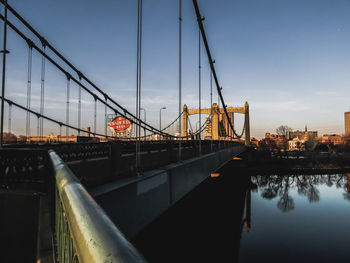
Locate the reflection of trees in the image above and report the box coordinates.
[295,175,320,203]
[277,177,295,212]
[252,174,350,211]
[277,185,295,212]
[343,174,350,201]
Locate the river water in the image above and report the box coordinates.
[133,171,350,263]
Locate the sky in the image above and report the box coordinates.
[2,0,350,139]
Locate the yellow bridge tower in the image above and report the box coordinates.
[182,102,250,145]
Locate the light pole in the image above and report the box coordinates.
[196,120,200,140]
[140,107,146,139]
[159,107,166,139]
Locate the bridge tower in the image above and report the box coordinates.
[181,102,250,145]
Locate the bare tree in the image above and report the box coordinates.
[276,125,292,137]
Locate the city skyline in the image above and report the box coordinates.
[2,0,350,139]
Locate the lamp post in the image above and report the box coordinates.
[196,120,200,136]
[159,106,166,140]
[140,107,146,139]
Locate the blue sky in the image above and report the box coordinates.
[2,0,350,138]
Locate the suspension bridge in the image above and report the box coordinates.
[0,1,251,262]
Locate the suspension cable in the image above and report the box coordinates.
[0,3,177,139]
[0,96,138,140]
[192,0,244,139]
[0,15,177,139]
[0,1,242,142]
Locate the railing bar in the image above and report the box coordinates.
[49,150,147,262]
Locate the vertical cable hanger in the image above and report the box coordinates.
[78,75,82,136]
[7,101,11,133]
[138,0,142,145]
[37,114,39,137]
[0,0,8,147]
[198,28,201,155]
[135,0,140,171]
[135,0,142,173]
[26,44,32,139]
[94,95,97,136]
[178,0,182,160]
[39,43,46,139]
[59,123,62,142]
[66,74,70,137]
[104,96,107,137]
[210,71,213,149]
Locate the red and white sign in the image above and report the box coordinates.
[108,116,132,137]
[108,116,132,131]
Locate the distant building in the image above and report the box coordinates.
[27,134,99,143]
[286,126,317,141]
[345,111,350,135]
[250,137,259,147]
[321,134,343,146]
[27,134,77,143]
[288,137,305,151]
[261,133,287,150]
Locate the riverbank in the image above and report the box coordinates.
[226,149,350,175]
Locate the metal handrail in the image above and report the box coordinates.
[49,150,147,263]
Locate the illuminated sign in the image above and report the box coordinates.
[108,116,132,137]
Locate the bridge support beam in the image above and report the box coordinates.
[212,103,219,140]
[244,102,250,145]
[181,103,247,141]
[182,104,188,138]
[91,144,246,238]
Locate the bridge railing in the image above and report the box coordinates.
[49,150,147,263]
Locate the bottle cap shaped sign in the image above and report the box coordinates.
[108,116,132,137]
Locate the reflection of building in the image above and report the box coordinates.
[345,112,350,135]
[346,173,350,193]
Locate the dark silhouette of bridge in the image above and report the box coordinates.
[0,1,250,262]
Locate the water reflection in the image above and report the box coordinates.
[250,174,350,212]
[239,173,350,263]
[134,173,350,263]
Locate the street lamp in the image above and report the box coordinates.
[140,108,146,139]
[159,106,166,134]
